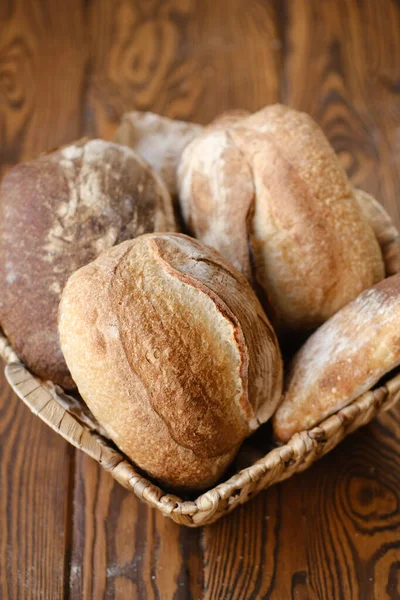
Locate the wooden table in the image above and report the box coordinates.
[1,1,400,598]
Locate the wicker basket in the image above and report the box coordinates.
[1,331,400,527]
[2,194,400,527]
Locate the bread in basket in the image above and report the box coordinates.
[1,189,400,526]
[0,107,400,527]
[2,332,400,527]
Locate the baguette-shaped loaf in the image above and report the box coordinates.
[58,233,283,491]
[273,274,400,442]
[0,139,176,388]
[178,104,384,334]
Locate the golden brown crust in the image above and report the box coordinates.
[273,274,400,442]
[0,140,176,388]
[178,104,385,334]
[58,233,283,491]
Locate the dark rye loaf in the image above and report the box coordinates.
[0,139,176,388]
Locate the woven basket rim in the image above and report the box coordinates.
[2,329,400,526]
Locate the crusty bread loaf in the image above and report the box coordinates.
[115,111,203,197]
[178,104,385,334]
[58,233,283,491]
[354,188,400,276]
[0,139,176,388]
[273,274,400,442]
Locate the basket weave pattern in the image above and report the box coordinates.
[2,331,399,527]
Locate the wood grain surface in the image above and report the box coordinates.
[0,1,400,598]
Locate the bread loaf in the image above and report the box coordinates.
[0,139,176,388]
[273,274,400,442]
[178,104,385,334]
[58,233,283,491]
[354,188,400,276]
[115,111,203,197]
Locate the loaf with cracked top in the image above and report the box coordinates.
[58,232,283,491]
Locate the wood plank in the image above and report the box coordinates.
[0,0,87,172]
[300,406,400,600]
[84,0,283,137]
[0,0,87,597]
[282,0,400,220]
[0,379,74,599]
[69,454,204,599]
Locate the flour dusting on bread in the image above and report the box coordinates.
[178,104,385,336]
[0,139,176,388]
[273,274,400,441]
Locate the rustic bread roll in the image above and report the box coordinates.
[273,274,400,442]
[354,188,400,276]
[58,233,283,491]
[115,111,203,197]
[178,104,385,334]
[0,139,176,388]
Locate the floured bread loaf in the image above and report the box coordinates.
[273,274,400,442]
[178,104,385,334]
[115,111,203,197]
[355,188,400,276]
[0,139,176,388]
[58,233,283,491]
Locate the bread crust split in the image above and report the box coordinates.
[58,232,283,491]
[0,139,176,388]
